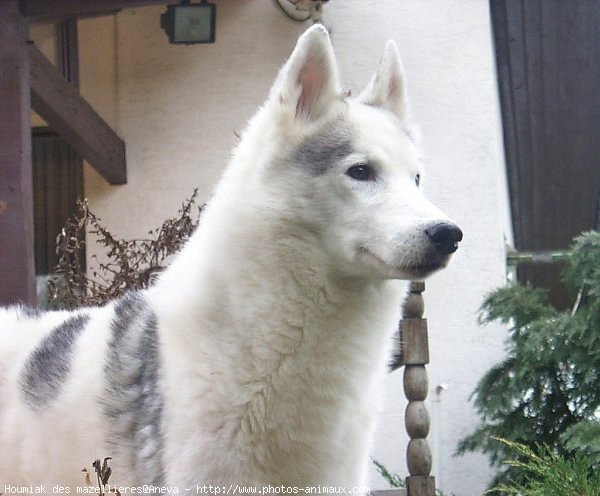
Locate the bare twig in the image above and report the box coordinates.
[49,190,202,308]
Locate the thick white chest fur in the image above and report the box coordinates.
[150,218,407,485]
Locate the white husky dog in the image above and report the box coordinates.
[0,25,461,488]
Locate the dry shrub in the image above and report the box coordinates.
[49,190,202,309]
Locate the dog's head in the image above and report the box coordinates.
[245,25,462,281]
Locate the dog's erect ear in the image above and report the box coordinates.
[358,40,409,122]
[274,24,340,121]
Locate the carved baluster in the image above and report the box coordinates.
[401,281,435,496]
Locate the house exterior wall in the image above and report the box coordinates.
[72,1,508,493]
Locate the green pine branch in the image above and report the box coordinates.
[457,231,600,491]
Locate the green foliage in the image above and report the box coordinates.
[457,231,600,489]
[488,438,600,496]
[372,459,456,496]
[564,230,600,334]
[372,459,405,488]
[561,420,600,465]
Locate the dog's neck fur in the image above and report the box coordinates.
[151,182,406,482]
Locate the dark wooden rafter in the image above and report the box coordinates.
[30,43,127,185]
[0,0,36,306]
[22,0,179,23]
[0,1,160,304]
[57,18,79,87]
[28,7,127,186]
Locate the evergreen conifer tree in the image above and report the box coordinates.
[456,231,600,488]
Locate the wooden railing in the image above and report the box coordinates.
[389,281,435,496]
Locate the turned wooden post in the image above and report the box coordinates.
[399,281,435,496]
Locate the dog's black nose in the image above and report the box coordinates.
[425,222,463,255]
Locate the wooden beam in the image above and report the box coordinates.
[22,0,179,22]
[57,19,79,87]
[30,44,127,185]
[0,0,36,306]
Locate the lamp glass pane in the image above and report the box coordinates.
[173,6,214,43]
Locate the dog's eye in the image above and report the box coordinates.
[415,174,421,187]
[346,164,376,181]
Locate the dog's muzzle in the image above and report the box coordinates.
[425,222,463,255]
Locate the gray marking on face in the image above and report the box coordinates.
[20,313,90,410]
[103,292,165,486]
[292,120,354,175]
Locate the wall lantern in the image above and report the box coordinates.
[161,0,216,44]
[275,0,329,22]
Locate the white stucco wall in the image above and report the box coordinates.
[74,1,509,494]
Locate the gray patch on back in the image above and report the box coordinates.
[293,120,354,175]
[103,292,165,486]
[20,313,90,410]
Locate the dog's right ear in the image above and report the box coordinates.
[358,40,410,123]
[272,24,341,122]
